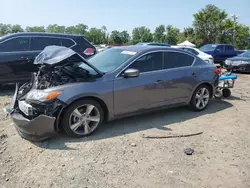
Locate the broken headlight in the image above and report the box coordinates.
[25,90,62,102]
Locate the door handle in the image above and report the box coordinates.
[192,73,196,77]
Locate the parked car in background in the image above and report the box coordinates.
[5,45,219,141]
[95,45,112,53]
[172,46,214,64]
[224,50,250,73]
[136,42,170,47]
[199,44,243,65]
[0,32,96,84]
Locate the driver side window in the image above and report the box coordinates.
[127,52,163,73]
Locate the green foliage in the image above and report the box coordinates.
[25,26,45,32]
[46,24,66,33]
[0,24,12,36]
[165,25,180,45]
[132,26,153,44]
[154,25,165,43]
[11,25,24,33]
[109,30,130,44]
[193,4,228,46]
[84,27,106,45]
[0,4,249,49]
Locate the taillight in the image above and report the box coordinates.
[213,68,222,75]
[83,48,95,55]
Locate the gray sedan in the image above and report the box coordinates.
[5,45,219,141]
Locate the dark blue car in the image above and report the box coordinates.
[200,44,243,65]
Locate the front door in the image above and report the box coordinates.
[114,52,167,116]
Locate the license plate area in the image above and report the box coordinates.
[18,100,33,116]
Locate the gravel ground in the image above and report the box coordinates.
[0,74,250,188]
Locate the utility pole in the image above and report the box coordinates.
[231,14,239,46]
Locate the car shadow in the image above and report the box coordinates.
[224,96,246,101]
[33,99,233,150]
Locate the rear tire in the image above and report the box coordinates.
[61,99,104,138]
[189,84,211,111]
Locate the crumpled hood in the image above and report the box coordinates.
[34,45,77,66]
[33,45,103,75]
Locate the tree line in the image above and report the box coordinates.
[0,4,249,49]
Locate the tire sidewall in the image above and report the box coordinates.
[61,99,104,138]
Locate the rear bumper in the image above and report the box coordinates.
[6,109,57,142]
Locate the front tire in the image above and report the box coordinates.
[189,85,211,111]
[61,99,104,138]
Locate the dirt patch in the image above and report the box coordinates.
[0,74,250,188]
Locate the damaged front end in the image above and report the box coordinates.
[4,46,102,141]
[5,82,66,141]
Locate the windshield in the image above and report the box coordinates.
[238,50,250,57]
[80,48,136,73]
[200,44,217,52]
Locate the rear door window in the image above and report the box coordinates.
[30,37,62,51]
[181,48,199,55]
[0,37,30,52]
[128,52,163,73]
[61,38,75,47]
[163,52,195,69]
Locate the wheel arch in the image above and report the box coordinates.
[189,82,214,102]
[55,96,109,131]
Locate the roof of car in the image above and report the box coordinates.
[0,32,83,39]
[136,42,170,46]
[173,46,195,49]
[111,45,188,54]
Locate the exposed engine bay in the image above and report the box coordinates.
[17,63,96,100]
[16,46,102,99]
[35,63,92,89]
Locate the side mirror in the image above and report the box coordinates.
[215,48,220,52]
[122,68,139,78]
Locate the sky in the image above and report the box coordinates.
[1,0,250,33]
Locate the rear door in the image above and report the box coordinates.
[0,36,33,83]
[163,51,197,104]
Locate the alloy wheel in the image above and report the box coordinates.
[69,104,101,135]
[195,88,210,109]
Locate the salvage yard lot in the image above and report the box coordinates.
[1,74,250,188]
